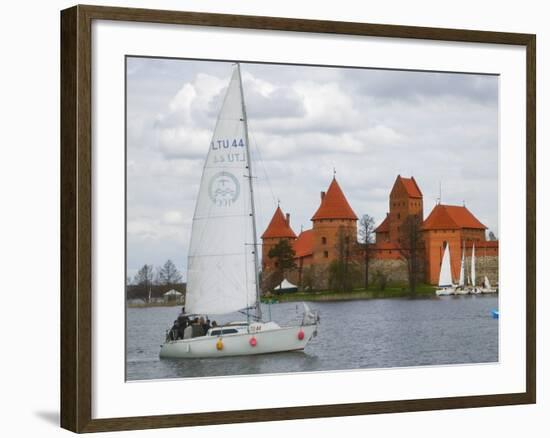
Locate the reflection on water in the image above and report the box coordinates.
[126,295,498,380]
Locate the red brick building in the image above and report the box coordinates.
[261,175,498,288]
[422,204,497,284]
[261,177,357,288]
[372,175,498,285]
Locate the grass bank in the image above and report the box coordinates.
[264,284,436,303]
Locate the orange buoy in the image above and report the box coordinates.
[249,336,257,347]
[297,329,305,340]
[216,338,223,350]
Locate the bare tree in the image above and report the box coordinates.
[133,264,154,301]
[487,230,497,241]
[329,226,359,292]
[398,215,424,296]
[158,259,183,286]
[357,214,375,289]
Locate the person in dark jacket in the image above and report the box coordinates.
[199,317,211,336]
[169,320,179,341]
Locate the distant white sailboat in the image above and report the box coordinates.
[159,64,318,359]
[458,242,465,287]
[453,241,469,295]
[481,275,497,294]
[469,243,481,294]
[436,243,455,296]
[480,245,497,294]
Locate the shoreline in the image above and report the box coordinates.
[263,285,437,303]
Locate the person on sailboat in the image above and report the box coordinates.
[201,318,211,335]
[198,316,210,336]
[168,320,180,341]
[176,307,190,339]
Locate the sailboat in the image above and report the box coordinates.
[481,275,497,294]
[159,64,319,359]
[458,242,465,288]
[454,242,469,295]
[435,243,455,296]
[469,243,481,294]
[480,245,497,293]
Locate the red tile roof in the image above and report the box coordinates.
[397,175,423,199]
[422,204,487,230]
[261,206,297,239]
[294,229,314,258]
[374,215,390,233]
[311,178,358,221]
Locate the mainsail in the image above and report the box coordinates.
[438,243,453,287]
[185,66,257,314]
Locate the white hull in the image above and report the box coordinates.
[436,287,454,296]
[454,288,470,295]
[160,321,317,358]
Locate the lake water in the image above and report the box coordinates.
[126,295,499,381]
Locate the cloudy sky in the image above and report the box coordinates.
[126,57,498,281]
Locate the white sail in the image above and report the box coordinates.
[471,243,476,287]
[458,242,465,287]
[438,243,453,287]
[185,67,257,315]
[484,275,491,289]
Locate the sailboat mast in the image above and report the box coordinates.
[236,63,263,321]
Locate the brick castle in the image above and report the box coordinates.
[261,175,498,290]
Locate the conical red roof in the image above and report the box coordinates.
[311,178,358,221]
[261,206,297,239]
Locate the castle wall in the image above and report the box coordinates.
[368,258,409,284]
[463,255,499,287]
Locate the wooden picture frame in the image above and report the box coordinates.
[60,4,536,433]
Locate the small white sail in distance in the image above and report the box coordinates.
[185,66,257,315]
[471,243,476,287]
[438,243,453,287]
[458,242,465,287]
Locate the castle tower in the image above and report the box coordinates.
[422,204,487,285]
[388,175,423,243]
[310,177,358,265]
[261,206,297,271]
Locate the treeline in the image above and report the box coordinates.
[126,260,185,301]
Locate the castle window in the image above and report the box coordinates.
[324,251,329,258]
[397,213,400,219]
[322,237,327,245]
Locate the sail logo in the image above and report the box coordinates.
[208,172,240,207]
